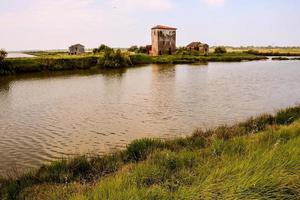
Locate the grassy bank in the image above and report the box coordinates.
[0,52,267,76]
[0,55,100,75]
[131,53,267,65]
[0,105,300,199]
[214,47,300,56]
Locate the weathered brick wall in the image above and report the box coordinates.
[151,29,176,56]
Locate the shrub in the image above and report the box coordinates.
[102,49,132,68]
[128,45,138,52]
[0,49,7,62]
[130,54,152,65]
[126,138,163,162]
[214,47,227,54]
[137,46,148,54]
[175,48,200,56]
[93,44,112,54]
[275,106,300,125]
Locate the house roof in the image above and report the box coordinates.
[187,42,209,48]
[70,44,84,48]
[151,25,177,30]
[187,42,202,48]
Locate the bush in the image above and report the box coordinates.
[93,44,112,54]
[130,54,152,65]
[214,47,227,54]
[128,46,138,52]
[126,138,163,162]
[102,49,132,68]
[137,46,148,54]
[0,49,7,62]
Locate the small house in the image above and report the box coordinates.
[69,44,85,55]
[187,42,209,56]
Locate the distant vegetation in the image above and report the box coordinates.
[175,47,201,56]
[272,57,290,61]
[8,45,300,76]
[0,51,268,76]
[93,44,113,54]
[101,49,132,68]
[128,45,148,54]
[217,46,300,56]
[214,46,227,54]
[1,105,300,199]
[128,45,139,52]
[0,49,7,62]
[0,56,99,75]
[244,49,300,56]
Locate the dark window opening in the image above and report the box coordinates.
[168,48,172,55]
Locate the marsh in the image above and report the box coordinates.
[0,59,300,175]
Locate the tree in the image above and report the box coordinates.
[0,49,7,61]
[214,47,227,54]
[102,49,132,68]
[137,46,147,54]
[93,44,112,54]
[128,45,138,52]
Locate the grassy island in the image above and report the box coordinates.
[1,105,300,200]
[0,52,267,76]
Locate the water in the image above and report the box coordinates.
[0,60,300,175]
[6,53,36,58]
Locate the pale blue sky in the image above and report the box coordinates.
[1,0,300,51]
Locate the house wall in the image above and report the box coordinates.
[151,29,176,56]
[69,46,85,55]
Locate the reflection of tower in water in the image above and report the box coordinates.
[150,64,183,138]
[0,78,11,95]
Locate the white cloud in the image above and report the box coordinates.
[205,0,225,6]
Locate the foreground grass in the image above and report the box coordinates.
[0,52,267,76]
[1,105,300,199]
[72,121,300,200]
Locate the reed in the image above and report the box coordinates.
[1,105,300,200]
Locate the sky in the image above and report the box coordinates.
[0,0,300,51]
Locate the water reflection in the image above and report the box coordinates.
[0,61,300,175]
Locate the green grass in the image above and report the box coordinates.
[0,55,101,75]
[77,122,300,200]
[131,53,268,65]
[1,105,300,200]
[214,47,300,56]
[0,52,267,76]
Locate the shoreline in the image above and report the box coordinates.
[0,53,268,76]
[1,105,299,199]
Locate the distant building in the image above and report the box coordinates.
[69,44,85,55]
[187,42,209,56]
[151,25,177,56]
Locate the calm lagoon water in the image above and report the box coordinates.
[0,60,300,175]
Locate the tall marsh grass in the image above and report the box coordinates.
[1,105,300,199]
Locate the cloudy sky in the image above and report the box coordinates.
[0,0,300,51]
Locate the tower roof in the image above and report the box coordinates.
[151,25,177,30]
